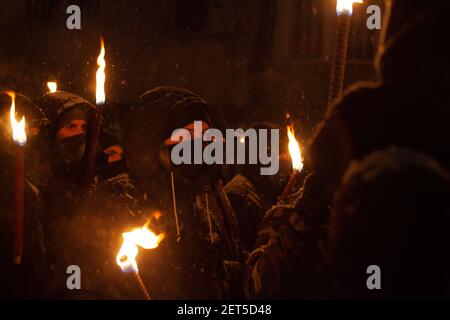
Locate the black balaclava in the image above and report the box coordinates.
[126,86,223,189]
[96,129,128,180]
[55,133,86,166]
[162,103,217,184]
[37,91,94,170]
[54,108,87,166]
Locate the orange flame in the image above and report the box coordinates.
[96,37,106,105]
[287,124,303,172]
[7,92,27,146]
[336,0,363,15]
[116,222,164,274]
[47,82,57,93]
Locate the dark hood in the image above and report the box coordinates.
[126,86,224,186]
[37,91,95,138]
[377,1,450,101]
[36,91,95,174]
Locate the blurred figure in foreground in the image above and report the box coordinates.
[330,148,450,299]
[245,0,450,299]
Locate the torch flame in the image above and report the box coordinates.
[336,0,363,15]
[116,222,164,274]
[47,82,57,93]
[7,92,27,146]
[287,124,303,172]
[96,37,106,105]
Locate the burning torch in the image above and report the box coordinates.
[7,92,27,264]
[47,81,57,93]
[327,0,363,113]
[85,37,106,187]
[281,114,303,200]
[116,222,165,300]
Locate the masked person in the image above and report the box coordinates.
[0,94,48,299]
[224,122,292,253]
[96,129,127,180]
[54,86,242,299]
[36,91,94,295]
[245,0,450,299]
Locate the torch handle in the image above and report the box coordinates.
[84,106,103,188]
[134,273,151,300]
[327,13,352,113]
[13,146,25,265]
[281,169,302,201]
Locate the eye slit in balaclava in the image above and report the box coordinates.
[162,115,213,184]
[96,144,127,180]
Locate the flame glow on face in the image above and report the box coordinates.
[287,124,303,172]
[116,222,165,274]
[7,92,27,146]
[47,82,57,93]
[96,37,106,105]
[336,0,363,15]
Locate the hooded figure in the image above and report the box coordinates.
[55,87,242,299]
[245,0,450,299]
[36,91,95,288]
[330,148,450,299]
[0,94,48,299]
[38,92,94,171]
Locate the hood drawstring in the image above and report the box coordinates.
[171,172,181,242]
[205,192,214,243]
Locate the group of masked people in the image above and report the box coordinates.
[0,86,248,299]
[2,0,450,300]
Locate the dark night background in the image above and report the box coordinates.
[0,0,382,140]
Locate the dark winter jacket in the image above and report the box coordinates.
[224,174,269,253]
[36,91,96,297]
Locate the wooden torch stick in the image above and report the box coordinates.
[134,272,151,300]
[84,106,103,187]
[281,169,302,200]
[327,10,352,113]
[13,144,25,264]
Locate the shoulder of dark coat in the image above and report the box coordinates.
[331,81,386,120]
[309,81,386,150]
